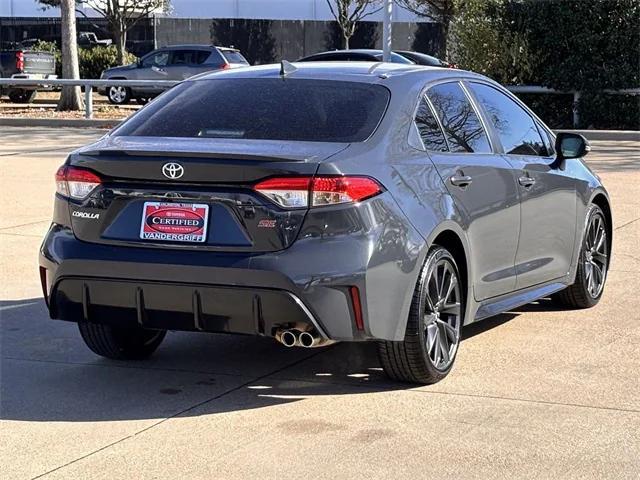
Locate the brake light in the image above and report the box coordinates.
[55,165,102,200]
[254,176,383,209]
[15,51,24,72]
[222,62,231,70]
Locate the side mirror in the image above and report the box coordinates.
[555,132,590,160]
[136,58,143,67]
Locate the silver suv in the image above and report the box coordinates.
[99,45,249,105]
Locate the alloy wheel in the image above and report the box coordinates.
[109,86,127,103]
[424,258,462,371]
[584,212,608,298]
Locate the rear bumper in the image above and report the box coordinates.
[39,193,426,342]
[51,276,326,338]
[9,73,57,90]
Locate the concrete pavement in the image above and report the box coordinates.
[0,127,638,479]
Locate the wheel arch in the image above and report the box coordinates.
[590,192,613,259]
[426,223,475,326]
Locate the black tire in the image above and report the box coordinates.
[378,246,464,384]
[107,85,131,105]
[553,204,609,309]
[9,89,37,103]
[78,322,166,360]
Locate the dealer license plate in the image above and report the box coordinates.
[140,202,209,243]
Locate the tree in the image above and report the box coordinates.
[325,0,382,49]
[393,0,456,57]
[58,0,83,111]
[38,0,169,65]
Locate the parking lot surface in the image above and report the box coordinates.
[1,127,639,479]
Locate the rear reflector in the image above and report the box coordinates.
[55,165,102,200]
[39,266,49,305]
[15,51,24,72]
[254,176,382,209]
[349,286,365,331]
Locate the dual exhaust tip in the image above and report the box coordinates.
[277,328,328,348]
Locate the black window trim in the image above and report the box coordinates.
[411,78,496,155]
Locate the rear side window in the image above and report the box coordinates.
[427,82,492,154]
[196,50,212,64]
[470,82,546,156]
[170,50,200,65]
[115,79,390,143]
[414,96,447,152]
[220,50,248,64]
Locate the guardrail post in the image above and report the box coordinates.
[572,91,581,128]
[84,84,93,119]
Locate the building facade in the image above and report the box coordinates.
[1,0,421,22]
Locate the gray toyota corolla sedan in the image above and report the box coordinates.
[40,62,611,384]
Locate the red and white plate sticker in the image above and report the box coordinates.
[140,202,209,243]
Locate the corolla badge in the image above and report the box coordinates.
[162,162,184,179]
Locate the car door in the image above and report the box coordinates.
[135,49,171,95]
[467,81,577,289]
[420,81,521,300]
[164,49,208,81]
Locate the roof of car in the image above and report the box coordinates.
[158,44,239,52]
[191,61,485,85]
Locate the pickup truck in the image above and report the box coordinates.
[78,32,113,48]
[0,50,57,103]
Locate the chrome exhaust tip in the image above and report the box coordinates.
[298,331,317,348]
[280,329,299,348]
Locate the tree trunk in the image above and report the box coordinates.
[344,33,350,50]
[114,27,127,65]
[57,0,83,111]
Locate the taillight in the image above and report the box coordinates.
[15,51,24,72]
[221,63,231,70]
[253,177,311,208]
[254,176,383,209]
[55,165,102,200]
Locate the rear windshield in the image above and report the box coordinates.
[114,79,390,143]
[221,50,248,64]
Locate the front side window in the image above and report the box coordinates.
[142,51,170,68]
[470,82,546,156]
[414,96,447,152]
[427,82,492,154]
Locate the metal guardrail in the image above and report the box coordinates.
[0,78,179,119]
[1,78,639,125]
[506,85,640,127]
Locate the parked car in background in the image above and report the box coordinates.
[42,62,611,385]
[394,50,456,68]
[78,32,112,48]
[297,49,452,67]
[298,49,414,64]
[0,49,57,103]
[99,45,249,105]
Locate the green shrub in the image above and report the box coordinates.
[515,93,575,130]
[78,46,137,79]
[452,0,640,130]
[30,41,137,79]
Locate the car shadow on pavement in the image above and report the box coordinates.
[1,297,526,423]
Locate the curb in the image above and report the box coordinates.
[0,117,120,128]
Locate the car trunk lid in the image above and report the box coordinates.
[67,136,349,252]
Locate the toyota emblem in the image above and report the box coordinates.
[162,162,184,179]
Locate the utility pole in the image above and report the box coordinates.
[382,0,392,61]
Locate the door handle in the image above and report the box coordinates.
[450,174,473,188]
[518,175,536,188]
